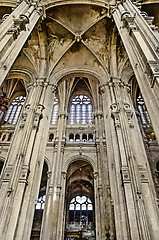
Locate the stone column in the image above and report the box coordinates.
[40,80,67,240]
[94,108,114,240]
[103,77,159,240]
[112,0,159,142]
[0,79,55,240]
[0,1,42,86]
[93,172,101,240]
[15,82,56,240]
[100,82,130,240]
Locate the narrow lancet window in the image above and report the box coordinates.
[50,97,58,124]
[136,94,151,125]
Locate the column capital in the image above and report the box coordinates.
[48,83,58,93]
[34,78,45,87]
[147,60,159,87]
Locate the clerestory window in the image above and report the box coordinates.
[69,95,93,124]
[4,96,26,124]
[136,94,151,125]
[50,97,59,124]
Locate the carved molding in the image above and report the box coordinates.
[19,165,30,184]
[121,166,131,184]
[33,104,45,129]
[110,103,121,129]
[2,165,13,182]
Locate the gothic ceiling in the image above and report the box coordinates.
[44,4,114,74]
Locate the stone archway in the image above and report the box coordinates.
[65,159,96,240]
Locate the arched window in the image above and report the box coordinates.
[69,196,93,225]
[50,97,58,124]
[49,133,54,142]
[4,96,26,124]
[88,134,93,142]
[69,134,74,142]
[36,195,46,210]
[0,111,4,121]
[31,162,48,239]
[69,95,93,124]
[75,134,80,142]
[65,160,95,239]
[82,134,87,142]
[136,94,151,125]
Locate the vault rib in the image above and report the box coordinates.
[80,13,107,36]
[48,16,76,36]
[81,39,108,73]
[49,40,76,75]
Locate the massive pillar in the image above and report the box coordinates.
[0,77,56,239]
[40,79,67,240]
[101,77,159,240]
[0,0,42,86]
[112,0,159,142]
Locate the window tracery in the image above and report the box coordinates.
[36,195,46,210]
[69,196,93,226]
[4,96,26,124]
[136,94,151,126]
[69,95,93,124]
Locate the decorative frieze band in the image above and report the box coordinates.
[99,79,131,93]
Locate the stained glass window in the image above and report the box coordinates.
[4,96,26,124]
[137,94,151,125]
[50,97,59,124]
[36,195,46,210]
[69,95,93,124]
[69,196,93,212]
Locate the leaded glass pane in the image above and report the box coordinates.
[69,95,93,124]
[4,96,25,124]
[51,97,59,124]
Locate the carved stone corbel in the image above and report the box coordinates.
[123,103,134,128]
[147,60,159,87]
[19,104,31,129]
[33,104,44,129]
[19,165,30,185]
[110,103,121,129]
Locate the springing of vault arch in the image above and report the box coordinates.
[63,154,97,173]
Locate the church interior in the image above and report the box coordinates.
[0,0,159,239]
